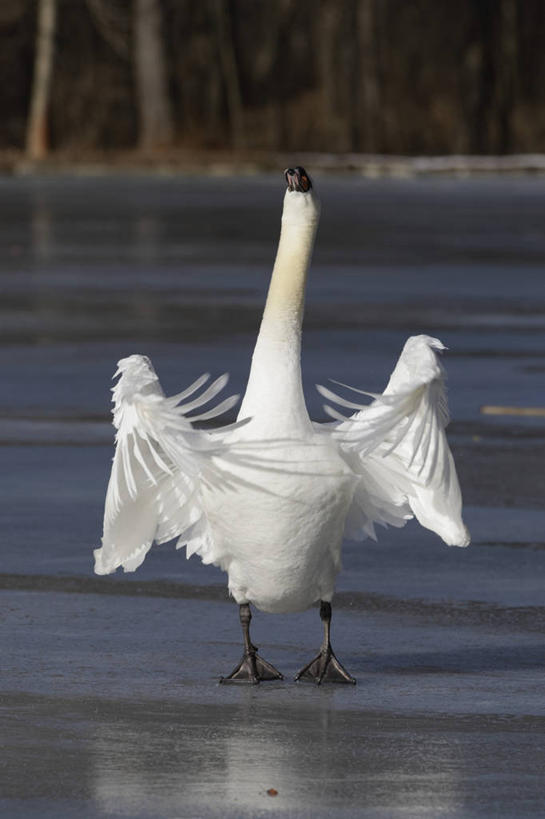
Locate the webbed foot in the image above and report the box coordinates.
[295,600,356,684]
[220,651,283,685]
[220,604,283,684]
[295,647,355,684]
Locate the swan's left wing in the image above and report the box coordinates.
[94,354,239,575]
[318,335,470,547]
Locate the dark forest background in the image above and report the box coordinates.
[2,0,545,159]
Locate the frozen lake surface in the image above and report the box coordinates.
[1,173,545,817]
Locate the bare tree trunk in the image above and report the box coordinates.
[26,0,57,159]
[471,0,496,153]
[205,64,222,145]
[317,0,340,150]
[356,0,380,152]
[213,0,245,150]
[133,0,174,150]
[497,0,518,153]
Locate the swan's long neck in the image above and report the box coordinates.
[238,190,320,437]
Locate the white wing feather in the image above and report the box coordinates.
[94,354,240,575]
[318,335,470,547]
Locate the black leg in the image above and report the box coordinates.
[220,604,284,684]
[295,601,356,684]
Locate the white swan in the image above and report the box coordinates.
[94,166,470,684]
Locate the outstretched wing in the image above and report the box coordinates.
[317,335,470,547]
[94,354,240,575]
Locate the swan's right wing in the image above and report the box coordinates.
[318,335,470,547]
[94,355,239,575]
[339,445,415,541]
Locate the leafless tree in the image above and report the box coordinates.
[3,0,544,156]
[355,0,380,152]
[26,0,57,159]
[133,0,174,150]
[316,0,341,149]
[496,0,518,153]
[212,0,245,149]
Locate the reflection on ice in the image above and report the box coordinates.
[91,695,461,817]
[31,194,53,261]
[134,215,161,263]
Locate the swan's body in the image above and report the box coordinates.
[94,167,469,682]
[200,439,354,614]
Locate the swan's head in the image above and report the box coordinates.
[285,166,312,192]
[282,166,320,226]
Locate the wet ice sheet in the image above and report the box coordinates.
[4,693,545,819]
[1,174,545,818]
[2,589,545,818]
[1,174,545,423]
[4,589,545,714]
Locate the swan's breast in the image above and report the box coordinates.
[200,437,356,612]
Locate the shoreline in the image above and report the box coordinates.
[2,149,545,177]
